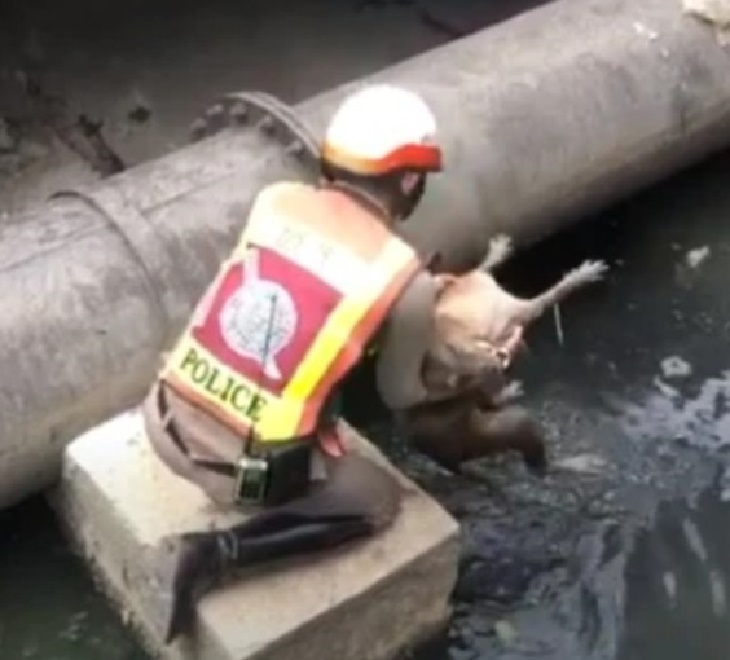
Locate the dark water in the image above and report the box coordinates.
[406,145,730,660]
[2,147,730,660]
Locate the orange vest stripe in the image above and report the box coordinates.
[298,253,420,432]
[284,238,418,400]
[288,238,420,431]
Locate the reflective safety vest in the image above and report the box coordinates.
[160,182,421,443]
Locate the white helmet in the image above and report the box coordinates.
[321,84,443,177]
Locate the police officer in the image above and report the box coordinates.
[143,84,464,643]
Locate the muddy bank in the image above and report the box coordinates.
[0,0,456,215]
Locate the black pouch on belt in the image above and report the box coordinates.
[248,437,315,507]
[157,382,315,507]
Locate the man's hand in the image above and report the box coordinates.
[494,325,523,368]
[433,272,458,294]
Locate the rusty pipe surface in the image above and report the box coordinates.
[1,0,730,509]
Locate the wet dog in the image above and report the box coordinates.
[405,234,609,475]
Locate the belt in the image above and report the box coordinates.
[157,381,345,468]
[157,382,242,479]
[156,382,321,505]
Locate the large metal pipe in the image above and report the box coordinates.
[1,0,729,510]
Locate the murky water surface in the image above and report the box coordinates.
[2,148,730,659]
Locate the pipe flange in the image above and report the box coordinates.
[189,91,320,171]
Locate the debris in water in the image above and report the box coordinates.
[553,304,564,346]
[660,356,692,379]
[709,567,727,617]
[686,245,710,269]
[494,619,518,645]
[553,453,608,474]
[675,245,711,288]
[720,464,730,501]
[653,376,681,399]
[662,570,678,605]
[680,517,708,562]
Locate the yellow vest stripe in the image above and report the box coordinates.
[162,212,417,442]
[283,238,416,402]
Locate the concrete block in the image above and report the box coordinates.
[50,409,461,660]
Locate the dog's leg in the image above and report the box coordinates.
[479,234,514,272]
[512,260,609,324]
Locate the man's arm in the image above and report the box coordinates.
[374,270,440,411]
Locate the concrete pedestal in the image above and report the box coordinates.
[50,410,460,660]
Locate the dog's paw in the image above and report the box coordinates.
[566,259,609,285]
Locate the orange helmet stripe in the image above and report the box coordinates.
[321,141,443,175]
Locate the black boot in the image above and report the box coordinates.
[163,514,373,644]
[163,531,230,644]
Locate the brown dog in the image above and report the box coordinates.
[405,234,609,475]
[425,234,608,386]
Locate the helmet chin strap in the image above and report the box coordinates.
[394,174,426,221]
